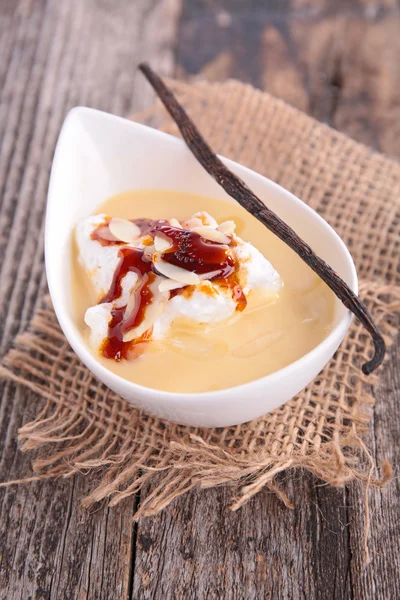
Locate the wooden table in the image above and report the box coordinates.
[1,1,399,598]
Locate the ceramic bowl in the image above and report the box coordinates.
[45,107,357,427]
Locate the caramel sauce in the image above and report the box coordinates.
[90,220,123,246]
[100,246,156,360]
[100,306,152,361]
[120,273,156,334]
[153,224,233,277]
[101,247,153,303]
[93,218,235,277]
[100,307,127,360]
[224,275,247,311]
[92,218,245,360]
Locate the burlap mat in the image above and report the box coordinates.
[1,79,399,520]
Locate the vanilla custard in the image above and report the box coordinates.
[72,190,336,393]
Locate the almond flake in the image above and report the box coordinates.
[169,218,182,228]
[192,211,218,227]
[153,257,200,285]
[92,223,118,242]
[192,226,230,244]
[122,301,166,343]
[109,218,141,243]
[158,278,186,293]
[143,245,156,260]
[182,217,203,230]
[154,235,172,253]
[218,220,236,235]
[199,269,222,281]
[123,288,138,320]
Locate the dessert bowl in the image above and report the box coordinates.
[45,107,357,427]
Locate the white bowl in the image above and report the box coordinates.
[45,107,357,427]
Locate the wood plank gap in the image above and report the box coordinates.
[128,491,142,600]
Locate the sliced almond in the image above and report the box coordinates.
[123,288,138,320]
[158,278,186,293]
[169,218,182,229]
[191,226,230,244]
[199,269,222,281]
[109,218,141,243]
[94,224,119,242]
[218,220,236,236]
[154,234,172,253]
[153,257,200,285]
[143,244,156,260]
[182,217,203,230]
[192,211,218,227]
[122,300,166,343]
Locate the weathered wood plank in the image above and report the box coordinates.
[347,347,400,599]
[132,2,400,599]
[0,385,137,599]
[0,1,182,598]
[305,16,400,594]
[133,478,356,600]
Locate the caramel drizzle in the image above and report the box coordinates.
[92,218,246,360]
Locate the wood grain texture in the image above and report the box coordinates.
[133,479,353,600]
[132,1,400,599]
[0,1,182,598]
[1,0,399,599]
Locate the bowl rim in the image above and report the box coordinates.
[46,106,358,403]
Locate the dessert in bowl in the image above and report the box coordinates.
[73,192,335,392]
[46,107,357,427]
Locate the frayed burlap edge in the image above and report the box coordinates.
[0,286,398,566]
[0,282,398,520]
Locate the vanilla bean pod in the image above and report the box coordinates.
[139,62,385,374]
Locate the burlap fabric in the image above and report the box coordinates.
[1,79,399,519]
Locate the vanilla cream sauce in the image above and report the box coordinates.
[72,190,336,392]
